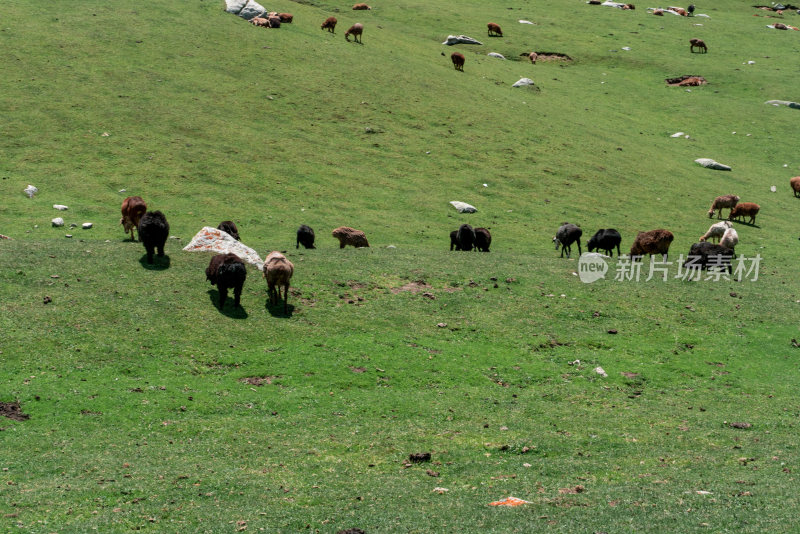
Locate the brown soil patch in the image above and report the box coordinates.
[532,52,573,62]
[666,75,707,86]
[391,280,432,294]
[240,376,280,386]
[350,366,367,373]
[0,402,29,421]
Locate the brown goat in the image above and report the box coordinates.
[250,17,269,27]
[707,194,740,219]
[728,202,760,225]
[689,38,707,53]
[345,23,363,42]
[321,16,337,33]
[791,176,800,198]
[352,3,371,9]
[120,196,147,241]
[630,229,674,261]
[487,22,503,37]
[451,52,465,71]
[332,226,370,248]
[263,251,294,314]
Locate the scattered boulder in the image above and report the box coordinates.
[24,185,38,198]
[183,226,264,270]
[442,35,483,45]
[225,0,267,19]
[766,99,800,109]
[51,218,64,227]
[450,201,477,213]
[512,77,536,87]
[82,223,93,229]
[695,158,732,171]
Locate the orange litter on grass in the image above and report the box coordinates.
[488,496,530,507]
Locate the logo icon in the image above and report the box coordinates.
[578,253,608,283]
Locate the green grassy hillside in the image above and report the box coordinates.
[2,0,800,531]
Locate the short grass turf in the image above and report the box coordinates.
[2,0,800,532]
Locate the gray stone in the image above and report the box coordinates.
[450,201,477,213]
[225,0,266,19]
[695,158,732,171]
[512,77,536,87]
[53,204,69,211]
[51,218,64,227]
[82,223,93,229]
[24,185,38,198]
[765,100,800,109]
[442,35,483,46]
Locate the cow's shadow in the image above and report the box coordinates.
[139,254,170,270]
[207,290,248,319]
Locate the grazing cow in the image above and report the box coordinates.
[684,242,734,274]
[451,52,465,71]
[321,16,337,33]
[138,211,169,264]
[352,3,371,9]
[587,229,622,257]
[487,22,503,37]
[791,176,800,197]
[250,17,269,27]
[206,253,247,309]
[474,227,492,252]
[728,202,760,225]
[217,221,240,241]
[296,225,316,249]
[629,229,674,261]
[268,16,281,28]
[455,224,476,251]
[263,251,294,314]
[120,196,147,241]
[345,23,363,42]
[689,38,707,53]
[332,226,369,248]
[554,223,582,258]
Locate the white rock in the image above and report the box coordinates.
[119,189,126,193]
[670,132,685,138]
[65,234,73,238]
[695,158,732,171]
[449,201,477,213]
[53,204,69,211]
[483,183,488,187]
[770,186,777,192]
[621,46,631,51]
[183,227,265,270]
[487,52,506,59]
[594,366,608,377]
[51,218,64,227]
[82,222,93,229]
[519,20,534,24]
[238,0,266,19]
[24,185,38,198]
[386,245,396,249]
[512,77,536,87]
[765,99,800,109]
[442,35,483,46]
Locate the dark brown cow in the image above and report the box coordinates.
[451,52,465,71]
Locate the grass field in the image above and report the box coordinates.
[2,0,800,532]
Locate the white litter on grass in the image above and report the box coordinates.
[696,490,713,495]
[53,204,69,211]
[24,185,38,198]
[119,189,127,193]
[483,183,488,187]
[450,201,477,213]
[621,46,631,50]
[519,19,534,24]
[671,132,685,137]
[594,366,608,377]
[183,227,265,270]
[746,61,755,65]
[695,158,732,171]
[432,487,449,494]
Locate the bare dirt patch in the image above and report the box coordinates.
[240,376,280,386]
[532,52,573,62]
[391,280,432,294]
[0,402,29,421]
[666,75,707,86]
